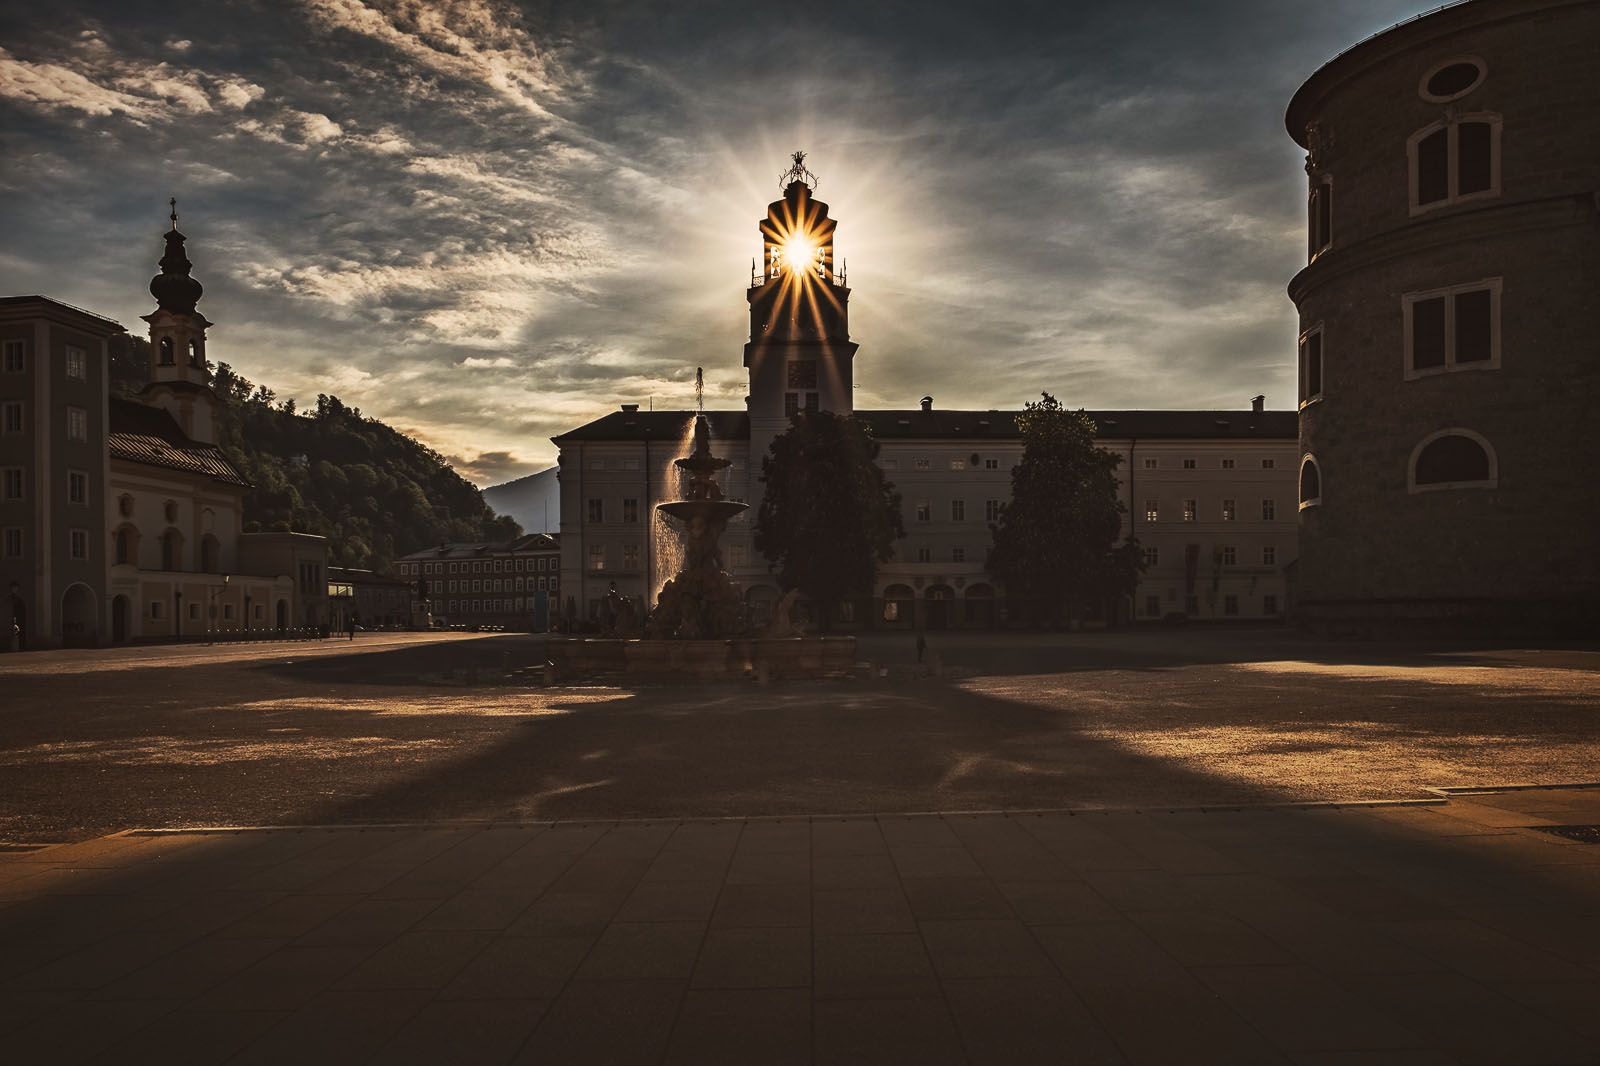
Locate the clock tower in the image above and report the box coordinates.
[744,152,858,462]
[140,199,220,444]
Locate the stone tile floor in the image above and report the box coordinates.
[2,787,1598,1065]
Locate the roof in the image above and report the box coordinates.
[0,295,126,335]
[552,407,1297,444]
[108,397,249,487]
[398,532,561,562]
[328,566,412,588]
[551,410,750,444]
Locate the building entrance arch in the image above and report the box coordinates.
[276,599,288,631]
[925,584,955,630]
[964,583,996,629]
[112,595,131,642]
[60,583,98,647]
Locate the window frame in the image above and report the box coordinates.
[1407,427,1498,493]
[1403,279,1501,380]
[1,339,24,374]
[67,469,88,505]
[1299,323,1324,407]
[1407,113,1501,215]
[65,345,87,381]
[1299,455,1323,511]
[1308,175,1333,261]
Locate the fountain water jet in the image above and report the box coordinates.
[647,414,745,638]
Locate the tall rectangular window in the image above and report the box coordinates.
[916,546,931,563]
[1220,546,1236,566]
[1144,499,1158,522]
[1221,499,1236,521]
[1262,545,1277,565]
[728,545,747,568]
[2,468,21,500]
[586,498,604,523]
[950,499,964,521]
[68,470,87,504]
[3,528,20,557]
[1404,280,1500,378]
[3,339,26,373]
[66,406,87,441]
[587,545,605,571]
[1300,327,1323,404]
[985,499,1002,522]
[622,498,639,523]
[1142,546,1159,567]
[1308,179,1332,259]
[2,401,21,433]
[70,529,88,560]
[622,543,640,570]
[915,501,930,522]
[1223,594,1239,616]
[1262,499,1276,521]
[1183,499,1197,522]
[65,346,86,380]
[1263,594,1278,615]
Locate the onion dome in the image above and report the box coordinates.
[149,199,203,314]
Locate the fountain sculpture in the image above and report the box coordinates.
[647,414,746,638]
[547,369,856,678]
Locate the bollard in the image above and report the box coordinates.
[543,661,555,686]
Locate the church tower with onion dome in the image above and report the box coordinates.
[140,199,220,444]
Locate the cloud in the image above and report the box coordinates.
[300,0,572,119]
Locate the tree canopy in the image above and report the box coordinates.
[109,337,518,572]
[754,411,905,628]
[987,393,1141,624]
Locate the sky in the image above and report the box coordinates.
[1,0,1433,486]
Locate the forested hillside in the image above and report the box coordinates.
[111,337,520,572]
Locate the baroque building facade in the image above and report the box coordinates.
[1286,0,1600,631]
[395,532,561,631]
[1,210,327,648]
[552,158,1299,629]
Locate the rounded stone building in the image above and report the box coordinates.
[1285,0,1600,633]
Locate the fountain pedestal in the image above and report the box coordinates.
[546,412,855,680]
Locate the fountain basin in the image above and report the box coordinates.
[657,499,748,525]
[548,636,857,681]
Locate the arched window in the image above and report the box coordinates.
[113,525,137,565]
[161,529,182,571]
[158,337,174,366]
[187,339,201,366]
[1299,456,1322,509]
[1410,430,1496,492]
[1408,113,1500,213]
[199,535,220,573]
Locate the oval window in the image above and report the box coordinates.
[1420,58,1484,102]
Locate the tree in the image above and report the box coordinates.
[987,393,1142,626]
[755,411,905,630]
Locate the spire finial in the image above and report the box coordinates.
[779,150,819,192]
[169,197,178,230]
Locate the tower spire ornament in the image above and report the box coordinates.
[779,150,819,192]
[169,197,179,229]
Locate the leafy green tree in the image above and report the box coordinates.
[201,365,518,572]
[987,393,1142,626]
[755,411,905,630]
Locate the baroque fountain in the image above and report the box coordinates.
[548,376,856,679]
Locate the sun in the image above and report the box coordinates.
[778,233,822,275]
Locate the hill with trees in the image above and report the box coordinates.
[110,337,520,572]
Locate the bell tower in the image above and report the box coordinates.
[140,199,220,443]
[744,152,858,461]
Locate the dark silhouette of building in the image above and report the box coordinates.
[1285,0,1600,632]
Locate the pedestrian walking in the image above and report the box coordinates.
[916,633,927,663]
[347,612,358,640]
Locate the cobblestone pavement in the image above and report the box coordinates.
[2,788,1598,1065]
[1,630,1597,841]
